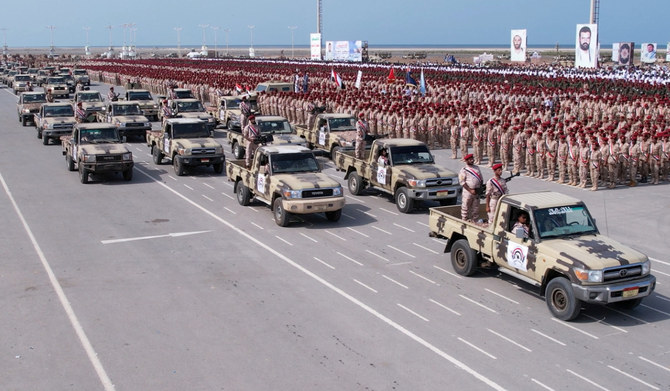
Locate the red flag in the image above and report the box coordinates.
[387,67,396,83]
[235,83,243,93]
[331,69,342,89]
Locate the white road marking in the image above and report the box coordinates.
[409,270,436,284]
[607,365,659,390]
[223,207,237,214]
[487,329,532,352]
[459,294,498,313]
[641,304,670,317]
[221,192,234,200]
[484,288,519,304]
[433,265,463,279]
[202,194,213,202]
[530,378,555,391]
[413,242,439,254]
[458,338,496,359]
[274,235,293,246]
[251,222,264,230]
[325,230,346,241]
[371,226,391,235]
[203,183,215,189]
[650,257,669,266]
[101,230,212,244]
[354,279,378,293]
[346,227,369,238]
[397,303,429,322]
[134,147,142,152]
[336,251,364,266]
[167,175,177,181]
[429,298,461,316]
[342,212,356,220]
[653,269,670,277]
[299,232,318,243]
[532,329,566,346]
[380,207,399,216]
[1,173,115,391]
[393,222,415,232]
[363,211,377,218]
[184,184,194,190]
[551,318,599,339]
[566,369,610,391]
[133,166,507,391]
[582,314,628,334]
[638,356,670,372]
[313,257,335,270]
[415,221,430,228]
[365,250,389,263]
[607,308,650,324]
[382,275,409,289]
[222,181,234,188]
[345,195,365,204]
[387,245,416,258]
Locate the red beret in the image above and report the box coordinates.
[492,163,503,170]
[464,153,474,160]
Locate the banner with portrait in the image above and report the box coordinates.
[575,24,598,68]
[325,40,363,62]
[617,42,634,66]
[510,29,527,62]
[641,43,657,63]
[667,43,670,62]
[310,33,322,61]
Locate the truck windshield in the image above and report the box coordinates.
[23,94,46,102]
[224,99,240,109]
[270,153,319,174]
[172,123,210,138]
[113,105,142,115]
[175,90,195,99]
[44,106,74,117]
[128,92,152,100]
[176,101,204,112]
[78,92,102,102]
[534,205,598,239]
[47,77,65,84]
[327,117,356,131]
[390,145,434,165]
[81,128,119,143]
[258,120,291,134]
[74,70,87,75]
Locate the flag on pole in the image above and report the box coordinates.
[331,69,343,89]
[387,67,396,83]
[355,70,363,89]
[419,68,426,96]
[235,83,243,93]
[405,67,417,86]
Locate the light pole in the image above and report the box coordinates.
[198,24,209,49]
[210,26,219,57]
[288,26,297,59]
[106,25,114,58]
[0,27,7,56]
[174,27,182,57]
[223,28,230,56]
[248,25,255,57]
[83,26,90,55]
[46,25,56,56]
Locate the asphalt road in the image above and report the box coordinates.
[1,81,669,391]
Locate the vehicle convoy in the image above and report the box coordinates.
[17,91,47,126]
[73,68,90,86]
[73,90,105,120]
[34,102,77,145]
[146,118,225,176]
[253,80,293,94]
[124,89,159,121]
[336,138,461,213]
[228,115,305,159]
[97,101,152,139]
[226,144,345,226]
[295,113,359,158]
[61,123,134,184]
[209,94,258,129]
[44,76,69,98]
[12,74,32,94]
[169,98,216,133]
[428,191,656,321]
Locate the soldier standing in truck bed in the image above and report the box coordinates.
[459,153,483,222]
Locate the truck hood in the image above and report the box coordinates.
[114,115,149,122]
[174,138,221,149]
[44,117,76,124]
[21,103,43,111]
[540,234,648,270]
[178,112,212,120]
[274,172,341,190]
[396,164,457,179]
[271,134,305,145]
[80,143,131,155]
[82,102,104,110]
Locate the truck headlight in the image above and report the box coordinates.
[215,146,223,154]
[122,153,132,161]
[333,186,343,196]
[408,179,427,187]
[144,122,151,127]
[82,154,96,163]
[574,267,603,283]
[342,141,353,147]
[177,147,186,155]
[641,260,651,275]
[283,189,302,199]
[22,108,30,113]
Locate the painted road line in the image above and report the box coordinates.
[313,257,335,270]
[532,329,566,346]
[487,329,532,352]
[413,242,439,254]
[459,294,497,314]
[566,369,610,391]
[530,378,555,391]
[382,275,409,289]
[346,227,369,238]
[433,265,463,279]
[397,303,429,322]
[551,318,599,339]
[363,211,377,218]
[409,270,436,285]
[221,192,234,200]
[203,183,215,189]
[607,365,659,390]
[371,226,391,235]
[274,235,293,246]
[202,194,213,202]
[365,249,389,263]
[638,356,670,373]
[458,337,496,359]
[387,245,416,258]
[393,222,415,232]
[223,207,237,214]
[325,230,347,241]
[484,288,520,305]
[380,207,399,216]
[299,232,318,243]
[342,212,356,220]
[250,222,264,230]
[354,279,378,293]
[429,298,461,316]
[336,251,364,266]
[184,184,194,190]
[101,230,212,244]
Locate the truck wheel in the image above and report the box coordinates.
[42,135,49,145]
[325,209,342,222]
[226,119,231,130]
[66,154,75,171]
[348,173,364,195]
[439,198,458,206]
[330,145,341,160]
[546,277,582,321]
[236,182,251,206]
[152,146,163,165]
[395,187,414,213]
[233,142,244,159]
[273,197,290,227]
[213,162,224,174]
[37,129,42,139]
[19,116,23,125]
[79,164,89,184]
[123,168,133,181]
[450,239,478,276]
[173,155,185,176]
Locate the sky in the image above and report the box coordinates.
[2,0,669,48]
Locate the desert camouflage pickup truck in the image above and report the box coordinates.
[73,90,105,120]
[169,98,216,133]
[226,145,345,226]
[336,138,460,213]
[34,102,77,145]
[73,68,90,86]
[428,191,656,320]
[209,94,258,129]
[147,118,225,176]
[97,101,152,140]
[125,89,159,121]
[44,76,69,99]
[17,91,47,126]
[61,123,134,184]
[228,115,305,159]
[295,113,359,159]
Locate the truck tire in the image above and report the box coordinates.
[66,154,75,171]
[395,187,414,213]
[233,141,244,159]
[348,172,364,195]
[273,197,290,227]
[79,164,89,184]
[546,277,582,321]
[330,145,341,160]
[37,129,42,139]
[152,146,163,165]
[325,209,342,222]
[123,168,133,181]
[213,162,224,174]
[173,155,185,176]
[450,239,478,276]
[226,119,231,130]
[236,181,251,206]
[42,135,49,145]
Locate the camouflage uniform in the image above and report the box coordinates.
[355,116,368,159]
[485,169,508,223]
[458,158,483,222]
[590,142,601,191]
[243,120,260,167]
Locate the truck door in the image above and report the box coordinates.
[163,124,171,154]
[317,118,329,148]
[491,203,540,280]
[254,152,271,201]
[370,144,390,188]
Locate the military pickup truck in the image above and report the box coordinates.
[209,95,258,129]
[146,118,225,176]
[226,145,345,226]
[61,123,134,184]
[73,69,90,86]
[73,90,105,120]
[228,115,305,159]
[17,91,47,126]
[44,76,69,99]
[295,113,359,159]
[335,138,460,213]
[12,74,32,94]
[428,191,656,321]
[97,101,152,140]
[34,102,77,145]
[125,89,159,121]
[169,98,216,133]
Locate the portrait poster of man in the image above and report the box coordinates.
[667,43,670,62]
[618,42,634,66]
[575,24,597,68]
[612,43,619,62]
[641,43,657,63]
[510,29,527,62]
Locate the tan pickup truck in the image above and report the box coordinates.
[208,94,258,130]
[336,138,460,213]
[34,102,77,145]
[61,123,134,184]
[227,115,305,159]
[125,89,159,121]
[295,113,359,159]
[44,76,70,99]
[169,98,216,133]
[226,145,345,226]
[73,90,105,120]
[17,91,47,126]
[97,101,152,140]
[147,118,225,176]
[428,191,656,320]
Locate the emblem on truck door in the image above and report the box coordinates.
[506,244,529,272]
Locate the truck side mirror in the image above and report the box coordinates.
[514,227,526,239]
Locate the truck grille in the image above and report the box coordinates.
[603,264,643,283]
[54,86,66,91]
[192,148,217,155]
[426,177,455,187]
[53,123,73,130]
[98,155,123,162]
[126,123,145,127]
[302,189,334,198]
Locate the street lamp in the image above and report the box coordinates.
[248,25,255,57]
[174,27,182,57]
[198,24,209,48]
[0,28,7,56]
[288,26,297,59]
[46,25,56,57]
[83,26,90,55]
[210,26,219,57]
[223,28,230,56]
